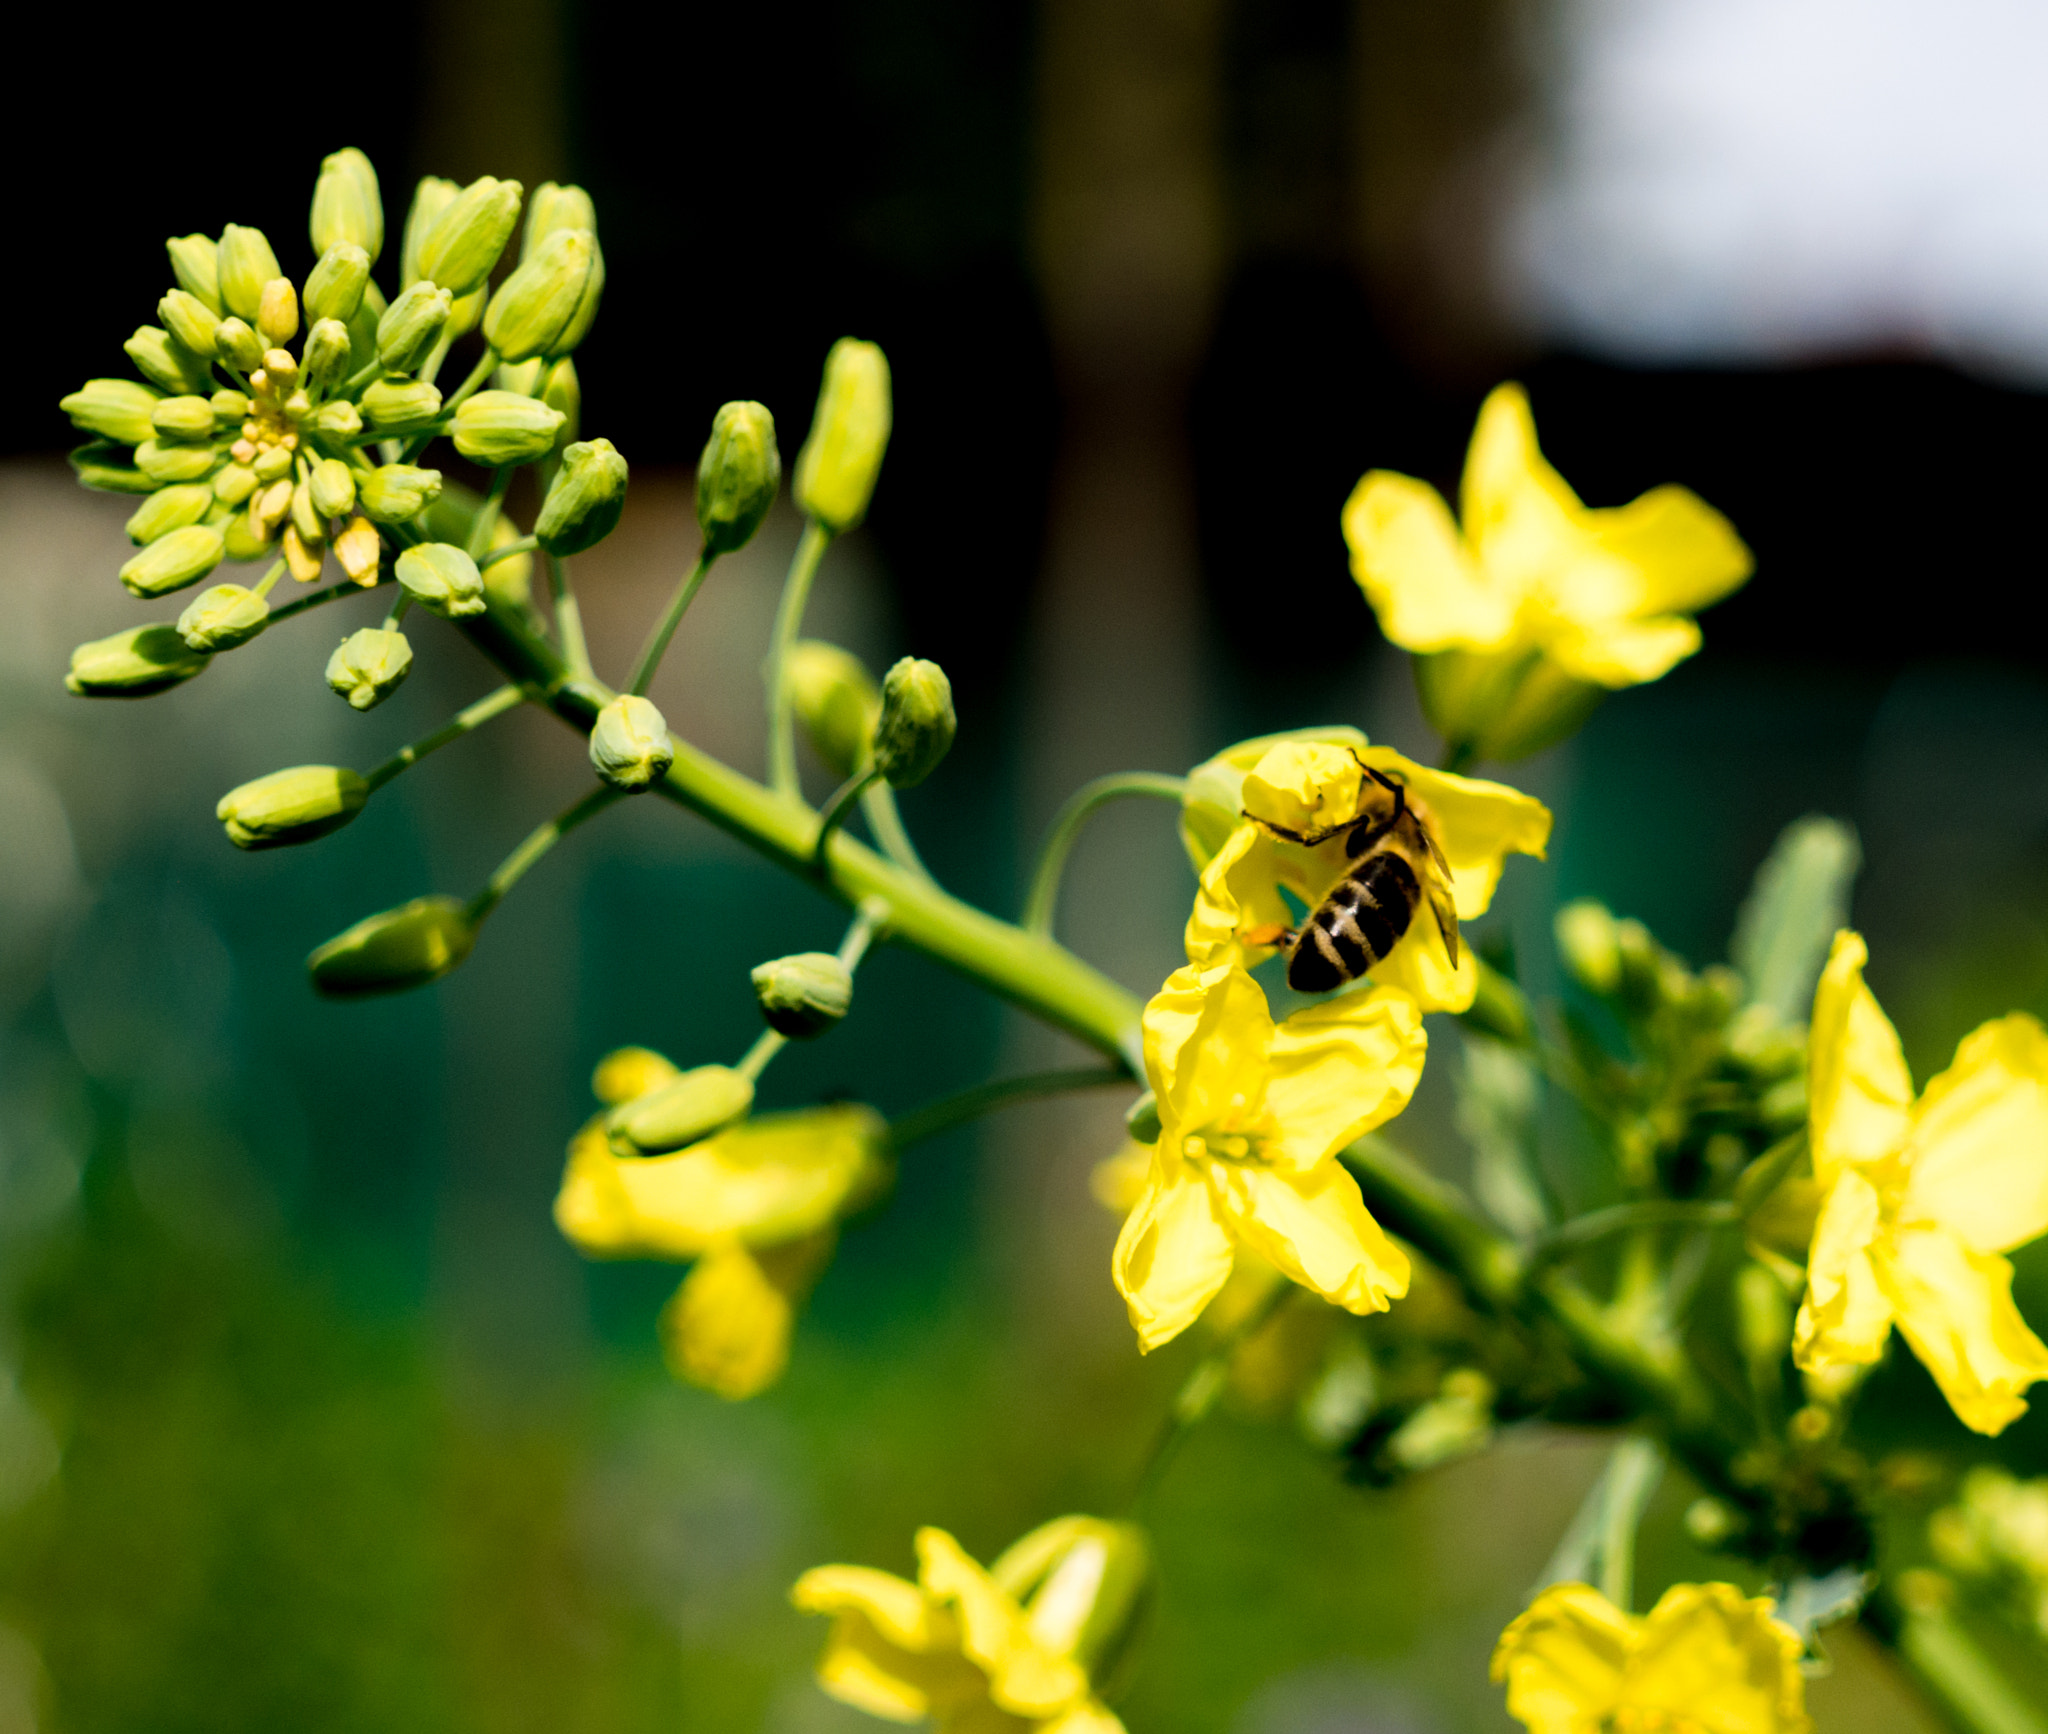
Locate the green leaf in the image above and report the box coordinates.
[1730,816,1861,1023]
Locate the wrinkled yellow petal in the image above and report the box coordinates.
[1460,384,1593,608]
[1793,1169,1894,1374]
[1214,1160,1411,1317]
[1088,1142,1153,1214]
[659,1235,833,1400]
[1111,1158,1238,1353]
[1184,825,1296,967]
[1490,1582,1631,1734]
[1178,728,1369,875]
[1261,984,1427,1170]
[554,1117,643,1255]
[1581,483,1752,619]
[1629,1583,1809,1734]
[1361,919,1476,1015]
[1140,960,1272,1136]
[917,1529,1088,1718]
[793,1564,981,1723]
[1807,932,1913,1182]
[1342,470,1515,652]
[1540,613,1702,688]
[1239,740,1366,838]
[1904,1013,2048,1254]
[1880,1225,2048,1437]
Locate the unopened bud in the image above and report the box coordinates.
[325,627,414,710]
[334,514,382,584]
[308,458,356,521]
[222,511,275,562]
[165,233,221,312]
[61,378,160,446]
[696,401,780,554]
[310,146,384,262]
[873,657,954,788]
[539,357,580,442]
[216,224,282,323]
[123,326,211,395]
[176,583,269,651]
[119,524,224,597]
[151,395,214,441]
[362,377,443,431]
[589,694,672,789]
[751,953,853,1038]
[157,288,220,359]
[289,476,326,545]
[417,175,523,296]
[535,437,628,555]
[217,765,368,850]
[793,337,891,530]
[66,623,210,697]
[256,277,298,347]
[358,464,443,523]
[376,280,454,373]
[212,459,255,504]
[251,444,294,483]
[1555,900,1623,997]
[523,182,597,257]
[312,399,363,440]
[452,389,565,466]
[210,389,250,427]
[482,227,602,362]
[308,895,475,997]
[1124,1091,1162,1144]
[990,1517,1154,1687]
[69,442,154,494]
[135,439,222,485]
[608,1065,754,1154]
[592,1046,678,1105]
[301,317,352,388]
[394,541,484,617]
[304,241,371,323]
[125,482,213,544]
[1684,1498,1743,1550]
[400,178,457,284]
[214,316,265,372]
[786,642,880,779]
[249,477,294,539]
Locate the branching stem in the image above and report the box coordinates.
[363,683,526,792]
[627,550,717,696]
[466,782,626,925]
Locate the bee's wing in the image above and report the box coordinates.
[1414,816,1460,967]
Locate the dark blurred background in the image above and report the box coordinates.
[4,0,2047,1728]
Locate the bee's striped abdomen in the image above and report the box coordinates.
[1286,852,1420,994]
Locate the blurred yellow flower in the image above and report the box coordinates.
[1491,1581,1808,1734]
[1343,384,1751,760]
[1183,737,1550,1014]
[555,1097,891,1399]
[1792,931,2048,1435]
[1113,958,1422,1351]
[792,1520,1146,1732]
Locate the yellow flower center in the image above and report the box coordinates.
[1180,1092,1275,1167]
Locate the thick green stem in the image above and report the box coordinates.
[627,550,717,696]
[362,684,525,792]
[765,519,834,798]
[1022,772,1189,936]
[466,783,626,925]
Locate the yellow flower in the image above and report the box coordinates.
[1791,931,2048,1435]
[1342,384,1751,760]
[1491,1581,1809,1734]
[555,1095,891,1399]
[792,1519,1147,1732]
[1112,957,1423,1351]
[1183,737,1550,1014]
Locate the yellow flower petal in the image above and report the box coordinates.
[1807,931,1913,1182]
[1540,612,1702,688]
[1239,740,1367,838]
[1111,1157,1237,1354]
[1628,1583,1809,1734]
[1040,1705,1126,1734]
[1179,728,1368,875]
[553,1117,643,1255]
[1490,1581,1632,1734]
[1088,1142,1153,1214]
[1792,1168,1893,1374]
[658,1235,833,1401]
[792,1564,983,1723]
[1262,984,1427,1170]
[1459,384,1593,606]
[1141,960,1272,1136]
[1904,1013,2048,1254]
[1580,483,1752,620]
[1183,825,1296,968]
[591,1045,679,1105]
[917,1529,1089,1718]
[1342,469,1515,652]
[1879,1225,2048,1437]
[1213,1160,1411,1317]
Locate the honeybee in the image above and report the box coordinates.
[1240,754,1460,995]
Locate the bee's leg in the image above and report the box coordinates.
[1239,922,1296,950]
[1240,812,1348,848]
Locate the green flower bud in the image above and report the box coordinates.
[539,357,580,442]
[990,1517,1154,1688]
[157,288,220,359]
[304,241,371,323]
[362,377,443,431]
[447,285,486,343]
[216,224,282,323]
[176,583,268,651]
[589,694,672,789]
[308,458,356,521]
[65,623,209,697]
[400,177,458,286]
[607,1065,754,1155]
[376,280,453,373]
[222,511,276,563]
[217,765,368,850]
[325,626,413,711]
[1124,1091,1161,1144]
[69,442,155,495]
[150,395,214,441]
[123,326,210,395]
[312,400,363,441]
[696,401,781,554]
[394,541,484,617]
[534,438,628,555]
[358,464,443,522]
[125,482,213,544]
[788,641,880,779]
[61,378,159,445]
[522,181,597,257]
[165,234,220,312]
[210,388,250,426]
[750,952,853,1039]
[481,227,601,363]
[309,895,475,998]
[451,389,565,466]
[417,175,523,297]
[310,147,383,263]
[118,523,224,596]
[301,317,352,389]
[213,316,265,372]
[289,477,325,547]
[135,439,221,484]
[251,444,294,483]
[873,657,954,788]
[213,463,258,506]
[256,277,299,348]
[793,337,892,530]
[1555,899,1623,997]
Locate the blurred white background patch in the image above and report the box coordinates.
[1506,0,2048,378]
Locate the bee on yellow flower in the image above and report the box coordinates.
[1491,1581,1809,1734]
[1343,384,1751,763]
[1791,931,2048,1435]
